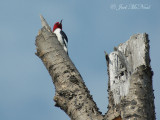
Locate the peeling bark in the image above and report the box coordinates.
[105,33,155,120]
[35,15,155,120]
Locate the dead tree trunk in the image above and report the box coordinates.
[104,33,155,120]
[35,15,155,120]
[35,15,103,120]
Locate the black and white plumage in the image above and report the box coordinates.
[53,20,68,54]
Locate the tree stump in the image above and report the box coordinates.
[105,33,155,120]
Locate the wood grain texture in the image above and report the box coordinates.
[105,33,155,120]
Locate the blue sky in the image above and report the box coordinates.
[0,0,159,120]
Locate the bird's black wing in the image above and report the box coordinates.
[60,31,68,43]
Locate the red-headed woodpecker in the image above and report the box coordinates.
[53,20,68,54]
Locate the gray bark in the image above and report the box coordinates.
[35,16,103,120]
[105,33,155,120]
[35,15,155,120]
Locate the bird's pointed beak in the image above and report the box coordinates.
[60,19,63,24]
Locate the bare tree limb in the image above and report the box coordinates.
[35,15,103,120]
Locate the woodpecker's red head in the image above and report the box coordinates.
[53,20,62,32]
